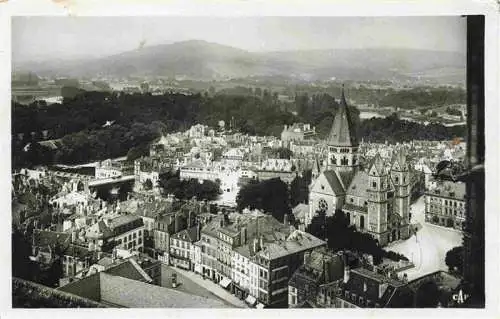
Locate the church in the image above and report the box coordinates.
[307,87,411,246]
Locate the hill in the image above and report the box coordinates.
[14,40,466,83]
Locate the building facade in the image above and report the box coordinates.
[425,181,466,230]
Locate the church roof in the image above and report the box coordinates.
[327,86,358,147]
[323,170,347,195]
[336,170,356,191]
[346,171,370,198]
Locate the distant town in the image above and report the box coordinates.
[12,72,478,308]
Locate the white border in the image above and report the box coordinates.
[1,1,499,319]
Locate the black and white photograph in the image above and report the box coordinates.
[7,6,493,313]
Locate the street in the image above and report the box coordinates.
[387,195,463,280]
[160,264,248,308]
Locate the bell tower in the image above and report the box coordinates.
[367,153,389,245]
[326,85,359,174]
[391,149,411,239]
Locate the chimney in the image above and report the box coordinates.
[323,258,331,283]
[343,253,350,284]
[240,227,247,245]
[304,251,311,265]
[284,214,289,226]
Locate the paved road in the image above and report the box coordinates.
[387,196,463,280]
[160,264,247,308]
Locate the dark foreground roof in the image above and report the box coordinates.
[12,277,106,308]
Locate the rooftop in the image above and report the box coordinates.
[257,230,326,260]
[59,272,229,308]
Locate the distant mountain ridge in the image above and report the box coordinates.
[14,40,466,83]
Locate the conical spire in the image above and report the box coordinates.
[327,84,358,147]
[340,84,348,106]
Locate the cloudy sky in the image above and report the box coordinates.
[12,16,466,62]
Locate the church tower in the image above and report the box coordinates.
[326,85,359,174]
[367,153,390,245]
[391,149,411,239]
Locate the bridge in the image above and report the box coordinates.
[88,175,135,187]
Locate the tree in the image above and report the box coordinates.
[12,226,38,281]
[127,145,150,162]
[236,178,291,222]
[158,172,220,201]
[290,170,312,207]
[305,210,406,265]
[445,246,464,273]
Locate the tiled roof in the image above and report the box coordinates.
[341,267,408,307]
[351,267,404,287]
[346,171,370,198]
[322,170,346,195]
[257,230,325,260]
[99,273,229,308]
[428,181,466,200]
[336,170,356,191]
[86,220,113,239]
[104,259,152,283]
[107,214,143,230]
[171,225,199,243]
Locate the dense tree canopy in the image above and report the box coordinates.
[290,170,312,207]
[306,210,408,265]
[158,170,221,201]
[12,90,466,169]
[445,246,464,274]
[236,178,291,222]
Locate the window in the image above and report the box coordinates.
[395,176,399,183]
[372,181,377,188]
[360,216,365,229]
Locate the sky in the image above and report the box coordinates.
[12,16,467,62]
